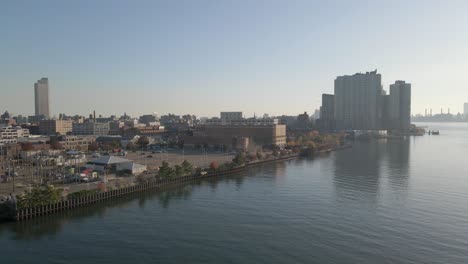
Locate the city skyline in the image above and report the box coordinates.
[2,1,468,117]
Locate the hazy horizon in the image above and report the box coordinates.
[2,0,468,117]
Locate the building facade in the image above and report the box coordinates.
[51,135,96,151]
[334,71,383,130]
[186,124,286,148]
[39,119,73,135]
[318,94,335,131]
[72,122,110,136]
[206,117,279,126]
[323,71,411,132]
[34,78,50,118]
[220,112,243,122]
[0,126,30,144]
[387,81,411,131]
[464,103,468,116]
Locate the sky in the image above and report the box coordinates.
[1,0,468,118]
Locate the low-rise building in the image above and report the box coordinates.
[205,117,279,126]
[139,114,159,125]
[72,121,110,136]
[0,126,30,144]
[86,156,147,175]
[184,123,286,149]
[122,126,165,137]
[27,115,47,124]
[220,112,243,122]
[51,135,96,151]
[109,121,124,135]
[39,119,73,135]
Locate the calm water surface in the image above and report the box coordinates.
[1,123,468,263]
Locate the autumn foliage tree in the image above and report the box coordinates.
[126,142,136,151]
[50,141,63,150]
[209,161,218,171]
[21,142,34,151]
[88,142,99,152]
[137,136,150,149]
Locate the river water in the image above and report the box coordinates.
[1,123,468,263]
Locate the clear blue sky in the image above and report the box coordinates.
[1,0,468,118]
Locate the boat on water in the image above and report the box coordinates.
[428,130,440,135]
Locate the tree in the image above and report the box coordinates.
[181,160,193,174]
[222,145,228,152]
[109,140,121,149]
[232,152,246,166]
[159,161,174,178]
[168,141,176,148]
[17,185,62,208]
[88,142,99,152]
[101,144,113,151]
[126,142,136,151]
[21,142,34,151]
[272,149,279,157]
[137,136,150,149]
[256,151,263,160]
[306,141,316,150]
[178,140,185,149]
[209,161,218,171]
[174,165,183,176]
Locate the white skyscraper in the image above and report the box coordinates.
[34,78,50,118]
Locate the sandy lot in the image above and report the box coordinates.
[125,150,235,171]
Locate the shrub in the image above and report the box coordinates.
[17,186,63,208]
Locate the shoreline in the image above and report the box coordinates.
[1,145,351,222]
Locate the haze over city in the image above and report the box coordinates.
[2,0,468,117]
[4,1,468,264]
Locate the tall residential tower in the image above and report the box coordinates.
[334,70,383,130]
[388,81,411,131]
[34,78,50,118]
[319,71,411,132]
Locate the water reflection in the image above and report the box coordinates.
[0,173,250,240]
[333,139,410,201]
[385,139,410,189]
[0,191,161,240]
